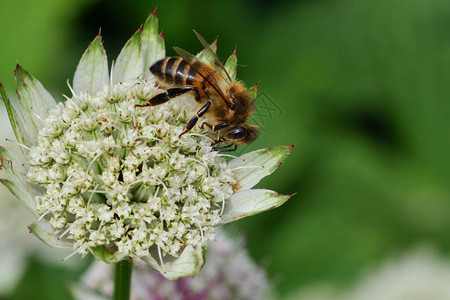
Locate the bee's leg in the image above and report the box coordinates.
[211,137,224,146]
[200,122,229,131]
[200,122,212,130]
[179,102,212,137]
[136,86,198,107]
[213,144,238,152]
[211,122,229,131]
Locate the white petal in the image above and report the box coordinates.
[14,65,57,142]
[220,189,291,224]
[112,30,144,84]
[29,221,73,249]
[140,12,165,80]
[229,145,293,190]
[73,35,109,96]
[142,245,205,280]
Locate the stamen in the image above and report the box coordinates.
[37,208,52,222]
[62,248,81,262]
[5,138,31,150]
[220,194,226,216]
[198,223,204,244]
[135,136,162,142]
[231,165,263,172]
[184,133,214,142]
[87,151,103,171]
[218,153,238,159]
[87,184,99,206]
[157,244,165,271]
[58,225,72,239]
[109,60,115,88]
[66,79,76,97]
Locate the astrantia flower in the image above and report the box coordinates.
[0,11,292,279]
[72,230,272,300]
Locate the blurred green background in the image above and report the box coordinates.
[2,0,450,299]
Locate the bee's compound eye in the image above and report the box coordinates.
[226,127,247,140]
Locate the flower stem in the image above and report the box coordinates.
[113,258,132,300]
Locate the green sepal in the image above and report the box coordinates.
[90,245,128,264]
[1,179,37,215]
[221,189,292,224]
[73,34,109,96]
[224,49,237,81]
[248,83,258,100]
[0,146,39,213]
[0,83,31,150]
[142,245,206,280]
[113,29,144,84]
[15,65,57,142]
[29,221,73,248]
[141,10,165,80]
[197,38,218,63]
[229,145,293,190]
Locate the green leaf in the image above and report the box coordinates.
[224,49,237,80]
[141,10,165,80]
[113,29,144,84]
[29,221,73,249]
[0,83,32,149]
[15,65,57,141]
[229,145,293,190]
[73,35,109,96]
[221,189,292,224]
[142,245,205,280]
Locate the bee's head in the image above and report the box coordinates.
[227,82,254,122]
[224,124,259,145]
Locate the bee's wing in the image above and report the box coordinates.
[174,46,234,108]
[193,30,233,83]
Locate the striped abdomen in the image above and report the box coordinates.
[150,57,201,87]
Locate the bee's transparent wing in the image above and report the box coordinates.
[174,46,234,108]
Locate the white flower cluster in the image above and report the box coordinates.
[1,12,292,279]
[28,78,235,258]
[73,231,271,300]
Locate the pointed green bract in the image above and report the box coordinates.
[1,179,37,214]
[73,35,109,96]
[142,245,205,280]
[0,146,39,213]
[15,65,57,142]
[141,12,165,80]
[29,221,73,249]
[0,83,32,149]
[229,145,293,190]
[197,39,218,63]
[90,246,127,264]
[248,83,258,100]
[221,189,291,223]
[113,30,144,84]
[224,50,237,80]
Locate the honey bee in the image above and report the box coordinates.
[137,30,258,150]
